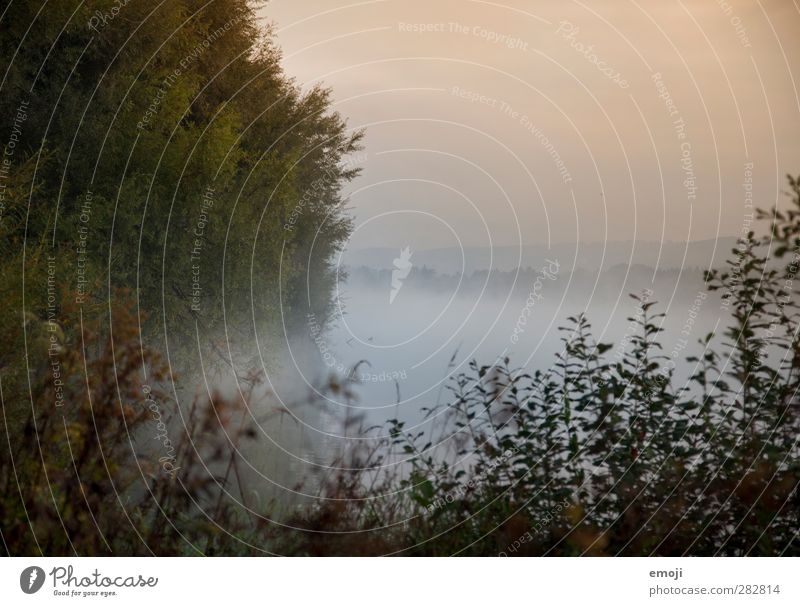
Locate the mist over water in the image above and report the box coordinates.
[306,247,723,431]
[206,238,730,507]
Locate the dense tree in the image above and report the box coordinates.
[0,0,362,420]
[0,0,361,553]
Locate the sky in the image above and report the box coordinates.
[261,0,800,250]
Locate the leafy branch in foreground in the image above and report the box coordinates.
[282,176,800,556]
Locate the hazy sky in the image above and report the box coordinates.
[262,0,800,250]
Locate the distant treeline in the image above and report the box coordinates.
[345,263,708,302]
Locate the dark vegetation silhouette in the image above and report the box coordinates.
[1,1,798,556]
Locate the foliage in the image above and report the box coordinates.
[277,177,800,556]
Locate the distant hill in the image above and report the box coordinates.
[339,238,739,274]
